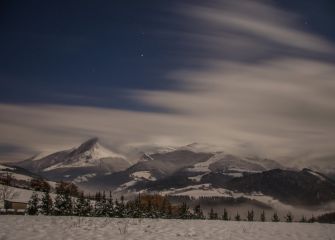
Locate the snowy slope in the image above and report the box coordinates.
[0,184,56,203]
[1,216,334,240]
[158,183,335,217]
[15,138,131,182]
[40,138,128,171]
[0,164,43,184]
[187,152,282,174]
[0,164,14,170]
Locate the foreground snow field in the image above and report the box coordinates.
[1,216,334,240]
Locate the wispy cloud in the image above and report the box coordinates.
[1,0,335,170]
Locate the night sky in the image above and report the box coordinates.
[0,0,335,167]
[1,0,334,109]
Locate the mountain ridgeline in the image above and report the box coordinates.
[10,138,335,208]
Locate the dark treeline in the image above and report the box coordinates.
[25,182,327,223]
[2,173,333,223]
[167,195,270,209]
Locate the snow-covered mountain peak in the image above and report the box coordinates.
[15,138,131,178]
[303,168,327,181]
[187,152,283,174]
[178,142,223,153]
[76,137,99,153]
[73,138,126,161]
[47,139,128,169]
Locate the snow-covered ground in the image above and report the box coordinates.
[131,171,156,181]
[0,171,32,181]
[158,183,335,218]
[0,216,334,240]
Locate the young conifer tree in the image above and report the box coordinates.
[114,196,126,218]
[54,188,73,215]
[27,191,39,215]
[100,191,108,217]
[209,208,218,220]
[300,215,307,223]
[106,191,115,217]
[40,190,53,215]
[178,202,190,219]
[235,212,241,221]
[308,215,316,223]
[260,210,266,222]
[222,208,229,221]
[119,195,126,217]
[193,204,204,219]
[159,197,168,219]
[285,212,293,222]
[247,209,254,221]
[74,192,86,216]
[272,212,280,222]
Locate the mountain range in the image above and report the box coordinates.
[8,138,335,208]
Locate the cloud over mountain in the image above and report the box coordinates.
[0,0,335,170]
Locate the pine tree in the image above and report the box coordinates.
[235,212,241,221]
[167,204,173,218]
[106,191,115,217]
[285,212,293,222]
[145,198,153,218]
[159,197,168,219]
[40,190,53,215]
[260,210,266,222]
[54,190,73,215]
[222,208,229,221]
[209,208,218,220]
[27,191,39,215]
[74,192,91,216]
[247,209,254,221]
[178,202,191,219]
[133,193,143,218]
[114,196,126,218]
[119,195,126,217]
[272,212,280,222]
[94,191,107,217]
[308,215,316,223]
[114,199,120,217]
[101,191,107,216]
[74,193,83,216]
[300,215,306,223]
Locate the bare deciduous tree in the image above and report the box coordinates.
[0,184,17,209]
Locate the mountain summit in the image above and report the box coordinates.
[10,139,335,209]
[15,138,130,182]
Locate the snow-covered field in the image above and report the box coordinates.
[0,216,334,240]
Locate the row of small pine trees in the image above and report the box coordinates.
[210,208,313,223]
[26,186,315,222]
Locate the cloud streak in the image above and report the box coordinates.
[1,0,335,170]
